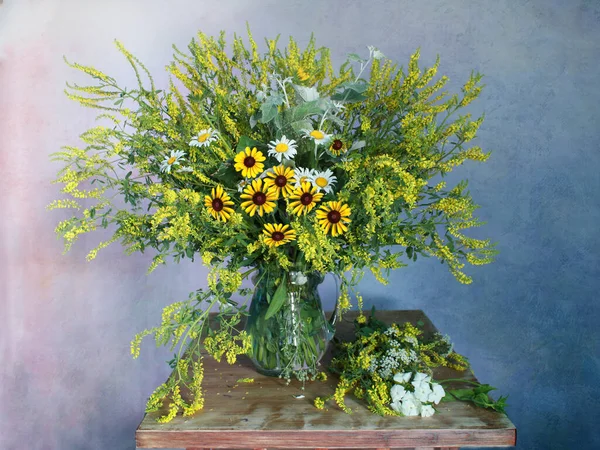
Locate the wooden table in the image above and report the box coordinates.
[136,310,516,450]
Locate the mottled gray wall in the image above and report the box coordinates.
[1,0,598,449]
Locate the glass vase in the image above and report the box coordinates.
[245,269,337,378]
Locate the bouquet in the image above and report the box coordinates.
[49,28,496,422]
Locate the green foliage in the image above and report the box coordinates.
[441,379,509,414]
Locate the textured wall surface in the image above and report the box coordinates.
[1,0,599,449]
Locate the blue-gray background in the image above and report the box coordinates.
[1,0,598,449]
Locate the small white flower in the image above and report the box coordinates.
[237,179,250,193]
[393,372,412,384]
[412,373,431,385]
[420,404,435,417]
[178,166,194,173]
[189,128,218,148]
[310,169,337,194]
[428,383,445,405]
[413,382,433,403]
[390,385,407,402]
[399,393,421,416]
[160,150,186,173]
[390,400,402,413]
[268,135,298,162]
[302,128,331,146]
[294,168,315,188]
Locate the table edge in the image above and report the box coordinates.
[136,426,517,448]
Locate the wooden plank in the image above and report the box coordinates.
[136,310,516,449]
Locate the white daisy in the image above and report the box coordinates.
[310,169,337,194]
[237,179,250,193]
[189,128,218,147]
[294,167,315,188]
[302,128,331,146]
[160,150,186,173]
[267,135,298,162]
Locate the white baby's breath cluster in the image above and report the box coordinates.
[368,327,419,379]
[390,372,445,417]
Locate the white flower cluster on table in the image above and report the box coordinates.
[368,326,419,379]
[390,372,445,417]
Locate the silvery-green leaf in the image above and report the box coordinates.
[373,49,385,60]
[331,89,367,102]
[274,113,282,130]
[350,140,366,151]
[340,81,368,93]
[347,53,364,62]
[367,45,385,60]
[288,99,327,121]
[328,114,345,127]
[249,113,259,129]
[260,104,277,123]
[265,92,285,106]
[293,84,320,102]
[290,119,313,134]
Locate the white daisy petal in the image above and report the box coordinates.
[310,168,337,194]
[302,128,332,146]
[267,135,298,162]
[294,167,315,188]
[189,128,218,147]
[160,150,186,173]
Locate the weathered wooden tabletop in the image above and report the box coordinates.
[136,310,516,450]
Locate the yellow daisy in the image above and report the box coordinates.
[240,179,278,217]
[329,138,348,156]
[264,165,296,199]
[316,201,351,236]
[234,147,266,178]
[262,223,296,247]
[204,185,235,222]
[288,181,324,216]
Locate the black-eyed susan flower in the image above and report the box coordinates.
[267,135,298,162]
[160,150,186,173]
[302,128,331,146]
[204,185,235,222]
[234,147,266,178]
[189,128,218,147]
[310,169,337,194]
[264,165,296,198]
[293,167,315,188]
[329,138,348,156]
[316,201,351,236]
[289,181,324,216]
[263,223,296,247]
[240,179,277,217]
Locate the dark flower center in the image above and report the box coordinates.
[275,175,287,187]
[327,210,341,224]
[332,139,343,150]
[272,231,285,241]
[244,156,256,167]
[300,193,313,205]
[253,192,267,205]
[212,198,224,212]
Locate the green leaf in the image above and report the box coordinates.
[264,273,287,320]
[341,81,368,93]
[236,135,261,152]
[347,53,364,62]
[331,89,367,102]
[260,103,278,124]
